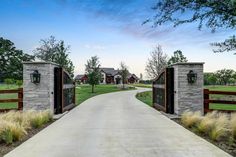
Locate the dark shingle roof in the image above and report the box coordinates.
[100,68,119,76]
[75,74,85,80]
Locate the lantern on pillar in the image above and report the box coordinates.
[30,70,41,84]
[187,70,197,84]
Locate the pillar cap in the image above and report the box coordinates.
[171,62,205,66]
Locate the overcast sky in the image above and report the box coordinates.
[1,0,235,78]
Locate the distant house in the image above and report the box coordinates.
[75,74,88,84]
[75,67,139,84]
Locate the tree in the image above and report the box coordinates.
[204,73,217,85]
[85,56,101,93]
[140,73,143,81]
[145,1,236,53]
[119,62,129,89]
[145,45,168,79]
[34,36,75,77]
[4,78,15,89]
[215,69,235,85]
[0,37,34,82]
[168,50,188,65]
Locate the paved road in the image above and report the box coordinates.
[5,88,231,157]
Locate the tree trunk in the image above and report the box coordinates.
[92,85,94,93]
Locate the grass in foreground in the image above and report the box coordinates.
[0,110,52,144]
[180,111,236,156]
[76,84,135,105]
[136,91,152,107]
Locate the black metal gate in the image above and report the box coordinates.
[153,67,174,114]
[54,67,76,114]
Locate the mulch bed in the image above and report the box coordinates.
[173,118,236,157]
[0,120,55,157]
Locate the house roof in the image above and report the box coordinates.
[100,68,119,76]
[75,74,86,80]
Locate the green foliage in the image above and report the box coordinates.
[1,129,13,144]
[0,37,34,82]
[146,1,236,52]
[119,62,129,89]
[4,78,14,85]
[85,56,101,93]
[34,36,74,77]
[204,69,236,85]
[15,80,23,87]
[215,69,235,85]
[168,50,188,65]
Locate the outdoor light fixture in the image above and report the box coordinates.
[30,70,41,84]
[187,70,197,84]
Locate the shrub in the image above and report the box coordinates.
[1,129,13,144]
[0,120,26,144]
[208,113,229,141]
[196,112,217,134]
[230,113,236,139]
[15,80,23,87]
[4,78,15,88]
[0,110,52,144]
[30,111,52,128]
[181,111,202,128]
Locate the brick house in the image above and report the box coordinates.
[75,67,139,84]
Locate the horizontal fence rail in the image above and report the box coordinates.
[204,89,236,114]
[0,88,23,112]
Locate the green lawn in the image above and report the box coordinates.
[136,91,152,107]
[76,84,135,105]
[0,84,19,109]
[132,84,152,88]
[205,85,236,111]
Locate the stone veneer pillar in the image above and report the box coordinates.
[23,61,59,114]
[172,62,204,115]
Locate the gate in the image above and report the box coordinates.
[153,67,174,114]
[54,67,76,114]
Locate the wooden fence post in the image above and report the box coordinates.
[204,89,209,114]
[18,88,23,111]
[73,81,76,104]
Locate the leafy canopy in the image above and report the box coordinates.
[34,36,74,77]
[168,50,188,65]
[0,37,34,81]
[85,56,101,93]
[145,0,236,53]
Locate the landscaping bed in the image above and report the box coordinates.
[0,110,54,157]
[173,111,236,157]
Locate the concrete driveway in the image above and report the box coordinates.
[5,88,231,157]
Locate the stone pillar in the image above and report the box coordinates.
[172,62,204,115]
[23,61,59,114]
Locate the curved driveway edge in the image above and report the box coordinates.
[5,88,231,157]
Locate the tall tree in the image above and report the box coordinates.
[119,62,129,89]
[215,69,235,85]
[0,37,34,81]
[85,56,101,93]
[168,50,188,65]
[145,45,168,79]
[145,1,236,53]
[34,36,74,77]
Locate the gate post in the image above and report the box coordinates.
[172,62,204,115]
[23,61,59,114]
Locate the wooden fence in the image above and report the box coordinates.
[0,88,23,112]
[204,89,236,114]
